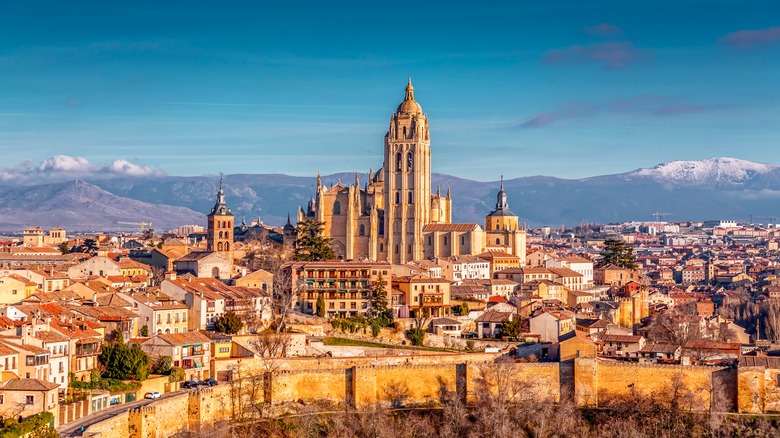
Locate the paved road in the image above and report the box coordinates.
[57,391,185,437]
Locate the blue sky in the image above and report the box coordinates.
[1,0,779,181]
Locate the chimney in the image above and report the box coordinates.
[165,271,177,281]
[93,293,98,305]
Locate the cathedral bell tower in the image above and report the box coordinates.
[207,174,234,259]
[384,78,431,263]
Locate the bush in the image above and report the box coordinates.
[465,340,475,352]
[406,328,426,346]
[0,412,54,438]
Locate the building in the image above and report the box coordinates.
[119,289,190,335]
[299,80,526,264]
[392,275,451,318]
[529,310,576,343]
[66,256,122,279]
[0,379,59,422]
[483,178,527,264]
[138,332,212,381]
[282,261,392,318]
[174,251,233,280]
[206,175,234,260]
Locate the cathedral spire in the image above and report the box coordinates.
[405,77,414,101]
[446,185,451,200]
[316,170,322,188]
[210,172,232,216]
[496,176,508,210]
[355,170,360,188]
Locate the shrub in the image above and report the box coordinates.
[406,328,426,346]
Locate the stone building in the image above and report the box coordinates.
[300,79,526,264]
[206,175,234,260]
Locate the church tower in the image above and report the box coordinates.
[485,177,526,265]
[207,174,234,259]
[384,78,431,264]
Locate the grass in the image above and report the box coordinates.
[321,337,457,353]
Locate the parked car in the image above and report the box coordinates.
[203,378,218,386]
[144,391,162,399]
[181,380,199,389]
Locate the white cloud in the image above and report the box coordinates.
[0,155,163,185]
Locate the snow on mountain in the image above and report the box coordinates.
[630,157,779,186]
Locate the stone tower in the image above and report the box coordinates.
[384,78,431,264]
[485,177,527,265]
[207,174,234,259]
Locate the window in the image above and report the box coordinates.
[396,153,402,171]
[333,201,341,215]
[394,245,399,254]
[217,242,223,251]
[496,238,500,245]
[444,236,448,246]
[406,152,413,171]
[0,395,3,404]
[25,395,34,405]
[212,267,220,279]
[395,192,400,204]
[460,236,465,245]
[408,192,413,204]
[359,225,365,236]
[219,347,230,353]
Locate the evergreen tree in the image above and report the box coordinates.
[459,302,470,316]
[598,238,637,269]
[214,311,244,334]
[370,273,389,316]
[292,219,335,261]
[140,325,149,337]
[315,296,326,317]
[498,317,522,339]
[98,331,150,380]
[57,242,70,254]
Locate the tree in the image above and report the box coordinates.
[406,328,426,346]
[140,325,149,337]
[369,273,389,316]
[598,238,637,269]
[57,242,70,254]
[498,317,522,339]
[315,296,326,318]
[98,332,150,381]
[459,302,470,316]
[214,311,244,334]
[150,356,172,375]
[292,219,335,261]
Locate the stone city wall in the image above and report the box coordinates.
[82,357,778,437]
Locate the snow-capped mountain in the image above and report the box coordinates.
[2,157,780,231]
[629,157,780,187]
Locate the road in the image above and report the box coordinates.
[57,391,185,437]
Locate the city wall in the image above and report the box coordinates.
[574,358,737,411]
[82,357,776,437]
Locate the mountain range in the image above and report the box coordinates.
[1,157,779,232]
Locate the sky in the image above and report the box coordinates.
[1,0,779,182]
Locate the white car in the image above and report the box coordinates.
[144,391,162,399]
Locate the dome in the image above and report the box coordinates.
[396,77,423,114]
[397,99,423,114]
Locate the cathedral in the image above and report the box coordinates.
[299,79,526,265]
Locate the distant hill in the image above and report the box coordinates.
[2,157,780,232]
[0,180,203,232]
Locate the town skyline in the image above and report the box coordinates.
[2,1,779,180]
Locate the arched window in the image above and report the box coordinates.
[403,126,407,138]
[359,225,365,236]
[218,231,223,239]
[460,236,465,245]
[407,152,413,171]
[407,244,412,254]
[396,153,402,171]
[225,242,230,251]
[408,192,413,204]
[217,242,223,251]
[333,201,341,215]
[395,192,400,204]
[212,267,220,278]
[394,245,399,254]
[444,236,448,246]
[496,238,500,245]
[495,225,499,230]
